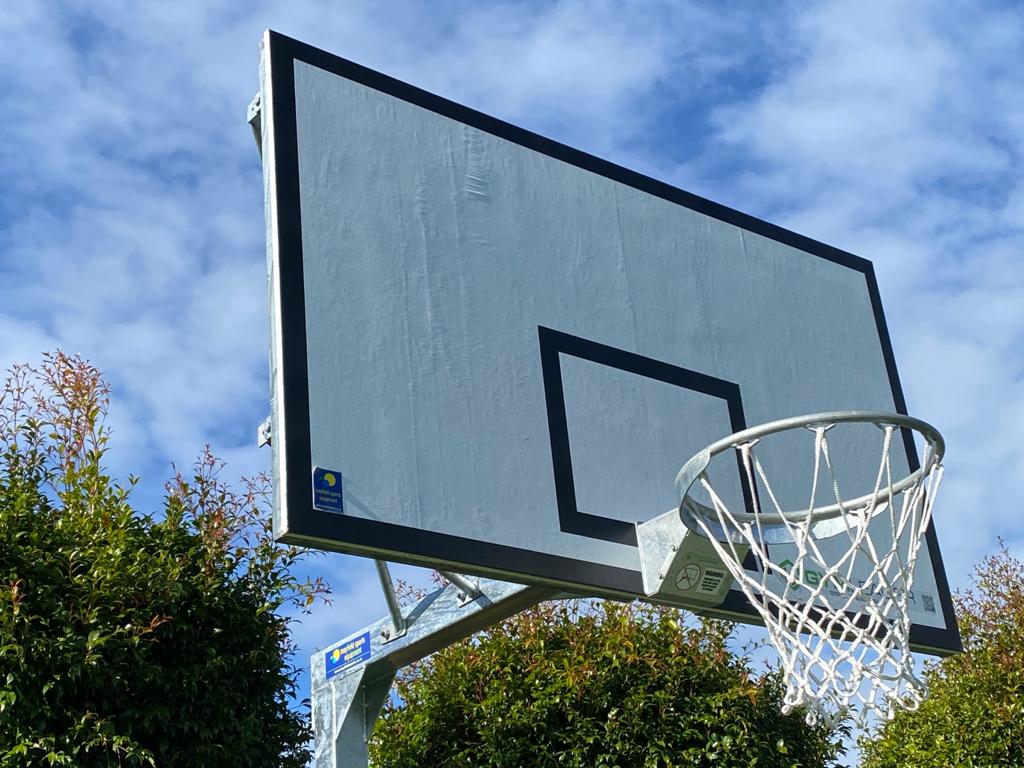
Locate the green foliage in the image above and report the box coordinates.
[0,353,328,767]
[859,545,1024,767]
[370,599,846,767]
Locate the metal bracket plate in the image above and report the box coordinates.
[247,92,262,157]
[635,508,746,607]
[257,416,272,448]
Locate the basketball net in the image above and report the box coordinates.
[681,422,944,728]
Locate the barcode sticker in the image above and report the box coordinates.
[922,593,936,613]
[697,567,727,595]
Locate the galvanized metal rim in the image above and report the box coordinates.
[674,410,944,528]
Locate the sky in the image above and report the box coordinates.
[2,0,1022,757]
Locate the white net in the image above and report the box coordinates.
[681,420,944,728]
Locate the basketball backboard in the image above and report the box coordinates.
[258,30,960,655]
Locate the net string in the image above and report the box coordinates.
[684,422,943,728]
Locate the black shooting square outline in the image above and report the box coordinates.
[538,326,749,547]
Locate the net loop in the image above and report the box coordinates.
[677,411,944,728]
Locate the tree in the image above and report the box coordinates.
[0,353,327,767]
[369,598,846,767]
[859,545,1024,767]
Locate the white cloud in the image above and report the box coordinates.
[712,0,1018,212]
[0,316,57,370]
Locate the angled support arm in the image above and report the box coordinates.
[312,576,560,767]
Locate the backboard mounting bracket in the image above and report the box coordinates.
[247,92,262,157]
[636,509,747,608]
[257,416,272,448]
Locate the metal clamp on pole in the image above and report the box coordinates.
[247,93,262,157]
[257,416,272,448]
[374,560,407,642]
[437,571,482,604]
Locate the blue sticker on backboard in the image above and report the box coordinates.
[325,631,371,679]
[313,467,344,514]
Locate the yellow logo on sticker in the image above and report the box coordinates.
[324,472,337,487]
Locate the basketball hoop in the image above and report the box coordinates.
[675,411,944,728]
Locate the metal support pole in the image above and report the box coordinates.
[373,560,407,641]
[321,665,396,768]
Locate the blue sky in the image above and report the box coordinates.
[2,0,1022,751]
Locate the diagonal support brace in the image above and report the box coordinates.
[374,560,407,641]
[437,570,482,603]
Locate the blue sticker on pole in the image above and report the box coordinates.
[325,631,372,679]
[312,467,344,514]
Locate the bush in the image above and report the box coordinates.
[369,599,846,767]
[859,545,1024,767]
[0,353,327,767]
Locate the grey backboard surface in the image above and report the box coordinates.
[259,30,960,653]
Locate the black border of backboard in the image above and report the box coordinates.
[262,29,961,653]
